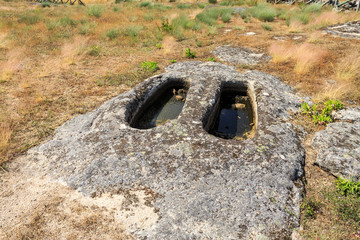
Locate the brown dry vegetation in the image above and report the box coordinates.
[0,0,359,239]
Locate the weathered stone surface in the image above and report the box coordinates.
[212,45,271,65]
[25,62,305,239]
[312,121,360,182]
[326,21,360,39]
[332,107,360,122]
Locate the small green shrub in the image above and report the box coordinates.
[59,16,77,27]
[140,1,151,7]
[170,59,177,63]
[337,178,360,197]
[196,39,203,47]
[46,21,58,30]
[19,12,41,25]
[177,3,191,9]
[170,0,176,2]
[122,25,143,37]
[208,25,218,35]
[208,0,217,4]
[261,24,272,31]
[141,61,159,72]
[196,7,234,26]
[41,1,51,7]
[185,48,196,58]
[153,4,171,11]
[115,0,121,3]
[173,28,185,41]
[220,0,235,6]
[113,6,120,12]
[144,13,155,21]
[160,19,174,32]
[249,3,276,22]
[87,5,104,18]
[239,10,249,19]
[325,99,343,111]
[294,12,310,25]
[221,13,232,23]
[155,43,162,49]
[197,3,207,8]
[301,3,322,13]
[88,45,101,56]
[208,57,216,62]
[196,12,216,25]
[106,28,120,39]
[172,15,200,31]
[79,22,96,35]
[312,113,332,125]
[300,101,312,114]
[299,99,343,126]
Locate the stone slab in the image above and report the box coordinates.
[25,62,305,239]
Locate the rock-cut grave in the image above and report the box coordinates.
[25,62,305,239]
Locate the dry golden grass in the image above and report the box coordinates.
[314,51,360,102]
[335,52,360,82]
[269,42,293,63]
[0,122,12,154]
[293,43,327,74]
[269,42,327,74]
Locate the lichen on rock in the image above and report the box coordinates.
[313,109,360,182]
[212,45,271,66]
[25,62,305,239]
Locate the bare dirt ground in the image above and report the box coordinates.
[0,155,160,239]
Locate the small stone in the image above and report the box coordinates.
[175,95,183,101]
[232,103,246,109]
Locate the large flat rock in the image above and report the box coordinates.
[312,121,360,182]
[25,62,305,239]
[212,46,271,65]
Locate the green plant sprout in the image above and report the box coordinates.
[141,61,159,72]
[185,48,196,58]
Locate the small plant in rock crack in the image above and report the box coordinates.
[141,61,159,72]
[299,99,343,126]
[300,101,312,114]
[312,113,332,125]
[337,178,360,197]
[185,48,196,58]
[325,99,343,111]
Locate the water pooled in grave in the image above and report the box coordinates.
[209,90,254,139]
[132,86,187,129]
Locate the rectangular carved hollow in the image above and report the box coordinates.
[128,79,189,129]
[204,81,257,140]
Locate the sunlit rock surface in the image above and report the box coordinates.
[26,62,305,239]
[313,107,360,182]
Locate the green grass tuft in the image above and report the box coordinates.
[106,28,120,39]
[249,3,276,22]
[87,5,105,18]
